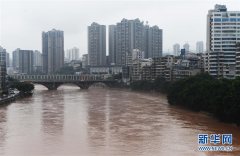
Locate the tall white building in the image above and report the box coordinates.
[65,47,80,61]
[206,4,240,78]
[183,43,190,52]
[173,43,180,56]
[196,41,204,53]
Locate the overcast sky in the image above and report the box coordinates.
[0,0,240,56]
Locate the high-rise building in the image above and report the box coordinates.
[88,22,106,66]
[42,29,64,74]
[206,4,240,78]
[65,47,80,61]
[115,18,145,65]
[183,43,190,52]
[33,50,43,73]
[13,48,34,74]
[109,25,117,65]
[6,52,10,67]
[173,43,180,56]
[145,25,163,58]
[144,24,149,59]
[196,41,204,53]
[113,19,163,65]
[0,46,7,94]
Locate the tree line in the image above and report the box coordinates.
[7,77,34,94]
[131,74,240,125]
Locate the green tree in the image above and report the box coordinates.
[12,82,34,93]
[167,73,240,124]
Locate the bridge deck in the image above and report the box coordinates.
[9,75,115,82]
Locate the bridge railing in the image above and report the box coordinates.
[9,74,106,82]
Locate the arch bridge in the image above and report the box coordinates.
[9,75,118,90]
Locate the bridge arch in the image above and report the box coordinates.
[32,83,52,90]
[54,82,92,90]
[34,82,64,90]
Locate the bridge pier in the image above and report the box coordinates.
[75,82,93,89]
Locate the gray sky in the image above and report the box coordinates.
[0,0,240,56]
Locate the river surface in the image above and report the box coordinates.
[0,85,240,156]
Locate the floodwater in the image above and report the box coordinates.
[0,85,240,156]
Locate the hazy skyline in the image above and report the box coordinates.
[1,0,240,56]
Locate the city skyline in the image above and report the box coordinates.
[1,0,240,55]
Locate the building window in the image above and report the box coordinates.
[230,18,237,22]
[230,13,236,16]
[222,18,229,22]
[214,18,221,22]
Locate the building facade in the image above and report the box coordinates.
[206,4,240,79]
[132,59,152,81]
[13,48,34,74]
[145,25,163,58]
[115,19,145,65]
[173,43,180,56]
[236,42,240,77]
[89,66,122,75]
[33,50,43,73]
[151,56,175,81]
[183,43,190,53]
[196,41,204,53]
[132,49,145,61]
[42,29,64,74]
[82,54,88,68]
[6,52,10,67]
[109,25,117,65]
[130,53,203,82]
[65,47,80,61]
[172,53,204,81]
[0,46,7,94]
[114,19,163,65]
[88,22,106,66]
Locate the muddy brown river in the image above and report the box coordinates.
[0,85,240,156]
